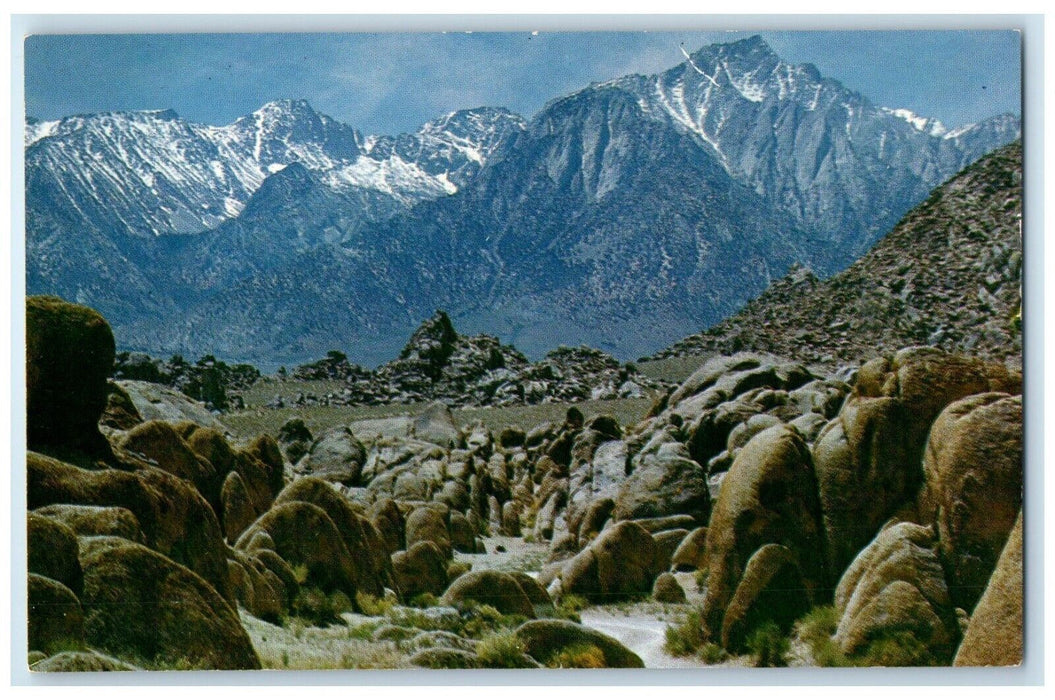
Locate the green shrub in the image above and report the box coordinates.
[746,621,789,668]
[477,629,532,668]
[356,591,396,617]
[793,605,850,667]
[291,587,352,626]
[699,643,728,665]
[664,608,706,657]
[547,643,607,669]
[694,568,708,592]
[857,629,938,667]
[408,592,439,608]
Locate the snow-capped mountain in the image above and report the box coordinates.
[26,36,1019,368]
[26,99,526,240]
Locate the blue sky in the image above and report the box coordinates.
[24,30,1021,136]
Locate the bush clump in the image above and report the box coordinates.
[664,608,706,657]
[477,629,534,668]
[746,621,789,667]
[547,643,607,669]
[291,587,353,627]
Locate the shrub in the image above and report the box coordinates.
[477,629,532,668]
[746,621,789,668]
[408,592,439,608]
[793,605,850,667]
[291,587,352,627]
[694,568,708,592]
[664,608,706,657]
[857,629,939,667]
[699,643,728,665]
[356,591,396,617]
[547,643,607,669]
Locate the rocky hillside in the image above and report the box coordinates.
[26,296,1024,670]
[651,140,1023,368]
[271,311,662,408]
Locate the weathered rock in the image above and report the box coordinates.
[653,528,691,574]
[954,512,1023,666]
[613,441,710,522]
[392,541,448,600]
[368,497,404,554]
[833,522,960,664]
[277,417,313,465]
[33,504,145,543]
[652,572,686,603]
[117,380,224,431]
[117,421,220,508]
[405,506,452,560]
[31,650,137,672]
[28,452,231,603]
[671,527,709,572]
[515,619,644,668]
[701,424,825,642]
[449,512,476,554]
[413,402,460,447]
[27,296,115,457]
[436,479,470,512]
[501,500,522,536]
[271,477,387,597]
[508,571,552,608]
[576,498,615,543]
[499,427,526,448]
[27,513,83,596]
[920,393,1022,611]
[77,537,260,669]
[28,574,84,656]
[441,570,535,617]
[297,426,367,486]
[220,471,256,543]
[243,434,286,498]
[99,381,143,433]
[562,521,658,602]
[720,544,810,652]
[239,501,358,598]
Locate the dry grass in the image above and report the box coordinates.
[635,355,712,384]
[241,611,411,670]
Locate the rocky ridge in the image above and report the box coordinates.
[651,140,1023,369]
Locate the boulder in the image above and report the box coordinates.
[26,296,115,456]
[117,380,224,430]
[515,619,644,668]
[28,452,231,603]
[405,506,452,560]
[272,476,390,596]
[413,402,460,447]
[576,498,615,543]
[701,424,825,642]
[501,501,522,536]
[31,650,137,672]
[671,527,709,572]
[449,512,476,554]
[28,574,84,656]
[508,572,552,608]
[441,570,535,617]
[33,504,145,543]
[652,572,686,603]
[561,521,658,602]
[392,541,448,599]
[954,512,1023,666]
[243,434,286,498]
[239,501,358,598]
[99,381,143,433]
[27,513,82,596]
[920,393,1022,611]
[297,426,367,486]
[277,417,313,465]
[720,544,810,652]
[220,471,256,543]
[652,528,691,574]
[368,497,404,554]
[613,441,710,522]
[117,421,220,509]
[833,522,960,664]
[184,427,272,515]
[78,537,260,669]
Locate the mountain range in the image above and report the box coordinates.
[25,36,1020,368]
